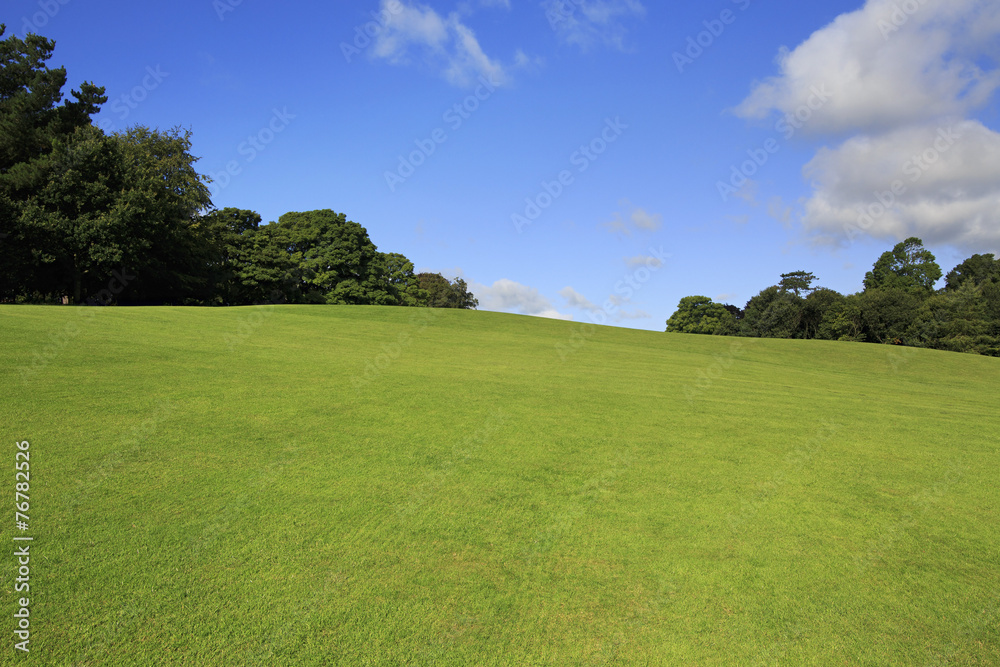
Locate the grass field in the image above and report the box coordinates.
[2,304,999,665]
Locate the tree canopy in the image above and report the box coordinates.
[863,237,942,293]
[0,28,475,311]
[665,296,734,334]
[665,237,998,357]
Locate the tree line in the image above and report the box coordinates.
[0,27,476,309]
[666,237,1000,357]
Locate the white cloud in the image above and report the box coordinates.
[473,279,574,320]
[734,0,1000,251]
[543,0,646,52]
[373,0,509,87]
[559,286,600,311]
[734,0,1000,134]
[630,207,662,231]
[801,121,1000,252]
[602,201,663,234]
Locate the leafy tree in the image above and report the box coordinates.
[739,286,804,338]
[111,126,213,304]
[451,278,478,310]
[856,288,923,344]
[801,288,844,339]
[0,25,106,301]
[191,207,265,304]
[229,221,300,304]
[945,253,1000,291]
[722,304,744,321]
[907,281,999,355]
[819,294,864,342]
[376,252,426,307]
[276,209,391,305]
[415,273,478,309]
[417,273,454,308]
[779,270,818,297]
[665,296,735,334]
[863,237,942,293]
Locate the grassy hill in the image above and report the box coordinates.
[2,305,998,665]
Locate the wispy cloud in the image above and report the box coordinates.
[624,254,663,268]
[559,286,600,311]
[373,0,509,87]
[602,200,663,235]
[543,0,647,52]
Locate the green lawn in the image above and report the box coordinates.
[2,305,998,665]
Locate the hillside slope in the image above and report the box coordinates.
[2,305,998,665]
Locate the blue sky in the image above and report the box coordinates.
[9,0,1000,327]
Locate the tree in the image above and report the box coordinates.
[856,288,923,344]
[801,288,844,339]
[739,286,804,338]
[818,294,864,342]
[376,252,426,307]
[191,207,265,304]
[111,126,213,304]
[415,273,478,309]
[907,281,999,355]
[779,271,818,297]
[945,254,1000,291]
[276,210,391,305]
[0,25,106,301]
[665,296,735,334]
[863,237,942,293]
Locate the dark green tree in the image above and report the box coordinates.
[739,286,804,338]
[818,294,864,342]
[801,288,844,339]
[856,288,923,344]
[191,207,265,304]
[275,209,392,305]
[665,296,735,334]
[0,25,106,301]
[415,272,478,309]
[376,252,426,307]
[863,237,942,293]
[779,271,818,297]
[945,253,1000,291]
[907,281,998,355]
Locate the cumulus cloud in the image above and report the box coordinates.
[473,279,574,320]
[542,0,646,52]
[373,0,508,87]
[735,0,1000,134]
[802,121,1000,251]
[733,0,1000,251]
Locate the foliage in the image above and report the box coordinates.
[779,270,817,297]
[673,237,998,357]
[863,237,942,294]
[665,296,735,334]
[0,25,106,301]
[416,272,478,309]
[801,288,844,340]
[908,280,1000,356]
[0,29,472,311]
[944,253,1000,291]
[739,286,804,338]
